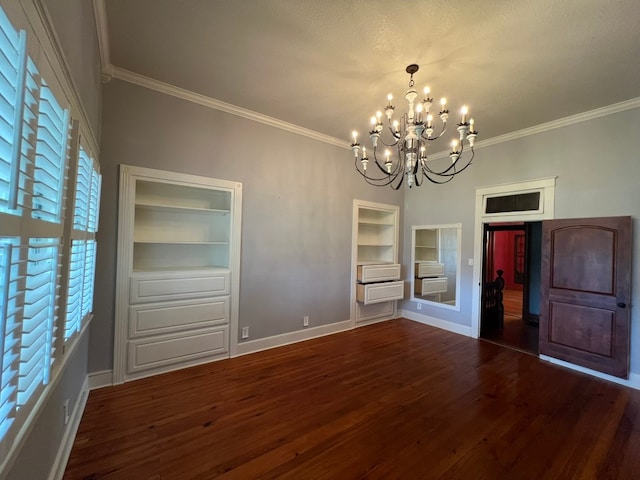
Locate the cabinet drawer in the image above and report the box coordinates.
[130,271,230,303]
[128,297,229,338]
[128,326,228,374]
[415,277,448,295]
[356,280,404,305]
[357,263,401,283]
[415,262,444,278]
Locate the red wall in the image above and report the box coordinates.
[492,230,523,290]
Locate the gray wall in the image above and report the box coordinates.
[6,335,89,480]
[42,0,103,137]
[402,107,640,376]
[90,79,402,372]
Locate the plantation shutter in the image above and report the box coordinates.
[0,8,26,215]
[32,81,69,223]
[17,237,59,406]
[64,145,100,340]
[0,238,22,440]
[64,240,84,339]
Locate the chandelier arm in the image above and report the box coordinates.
[379,136,400,148]
[354,158,398,184]
[372,147,404,177]
[413,164,424,187]
[391,170,404,190]
[422,149,475,178]
[421,122,447,142]
[420,161,453,185]
[355,163,401,187]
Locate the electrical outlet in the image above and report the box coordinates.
[241,326,249,339]
[416,303,422,310]
[63,399,70,425]
[303,315,309,327]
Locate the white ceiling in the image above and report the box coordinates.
[100,0,640,146]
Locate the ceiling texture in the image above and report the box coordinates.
[99,0,640,149]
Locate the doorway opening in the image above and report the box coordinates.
[480,222,542,355]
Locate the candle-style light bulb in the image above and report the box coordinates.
[461,105,468,124]
[387,93,393,106]
[440,97,447,112]
[451,139,458,152]
[470,118,475,132]
[352,130,358,143]
[416,103,423,122]
[362,146,367,157]
[427,114,433,128]
[370,116,377,126]
[393,120,399,132]
[423,86,430,97]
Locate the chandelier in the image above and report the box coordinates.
[350,64,478,189]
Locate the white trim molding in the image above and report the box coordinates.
[402,310,473,337]
[48,377,90,480]
[540,355,640,391]
[235,320,352,357]
[471,177,557,339]
[88,370,113,390]
[92,0,111,79]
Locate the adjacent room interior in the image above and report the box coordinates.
[1,1,639,479]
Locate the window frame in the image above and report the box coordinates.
[0,3,102,470]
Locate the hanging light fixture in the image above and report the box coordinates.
[350,64,478,189]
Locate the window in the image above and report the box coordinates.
[65,145,101,340]
[0,4,101,463]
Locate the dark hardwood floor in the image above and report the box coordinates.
[64,319,640,479]
[482,289,539,355]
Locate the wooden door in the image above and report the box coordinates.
[540,216,632,378]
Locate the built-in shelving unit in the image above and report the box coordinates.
[351,200,403,325]
[114,165,242,383]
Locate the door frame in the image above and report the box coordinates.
[471,178,557,339]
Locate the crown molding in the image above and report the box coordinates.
[92,0,111,78]
[111,63,640,157]
[429,97,640,160]
[111,66,351,149]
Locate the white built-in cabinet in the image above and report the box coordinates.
[351,200,403,324]
[114,165,242,383]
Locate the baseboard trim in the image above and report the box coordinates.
[235,320,353,356]
[401,310,473,337]
[88,370,113,390]
[48,376,89,480]
[539,355,640,391]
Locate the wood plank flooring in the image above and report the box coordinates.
[64,319,640,479]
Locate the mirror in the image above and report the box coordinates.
[411,223,462,310]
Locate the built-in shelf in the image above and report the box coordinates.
[135,202,230,215]
[352,201,403,325]
[115,165,242,383]
[134,240,229,245]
